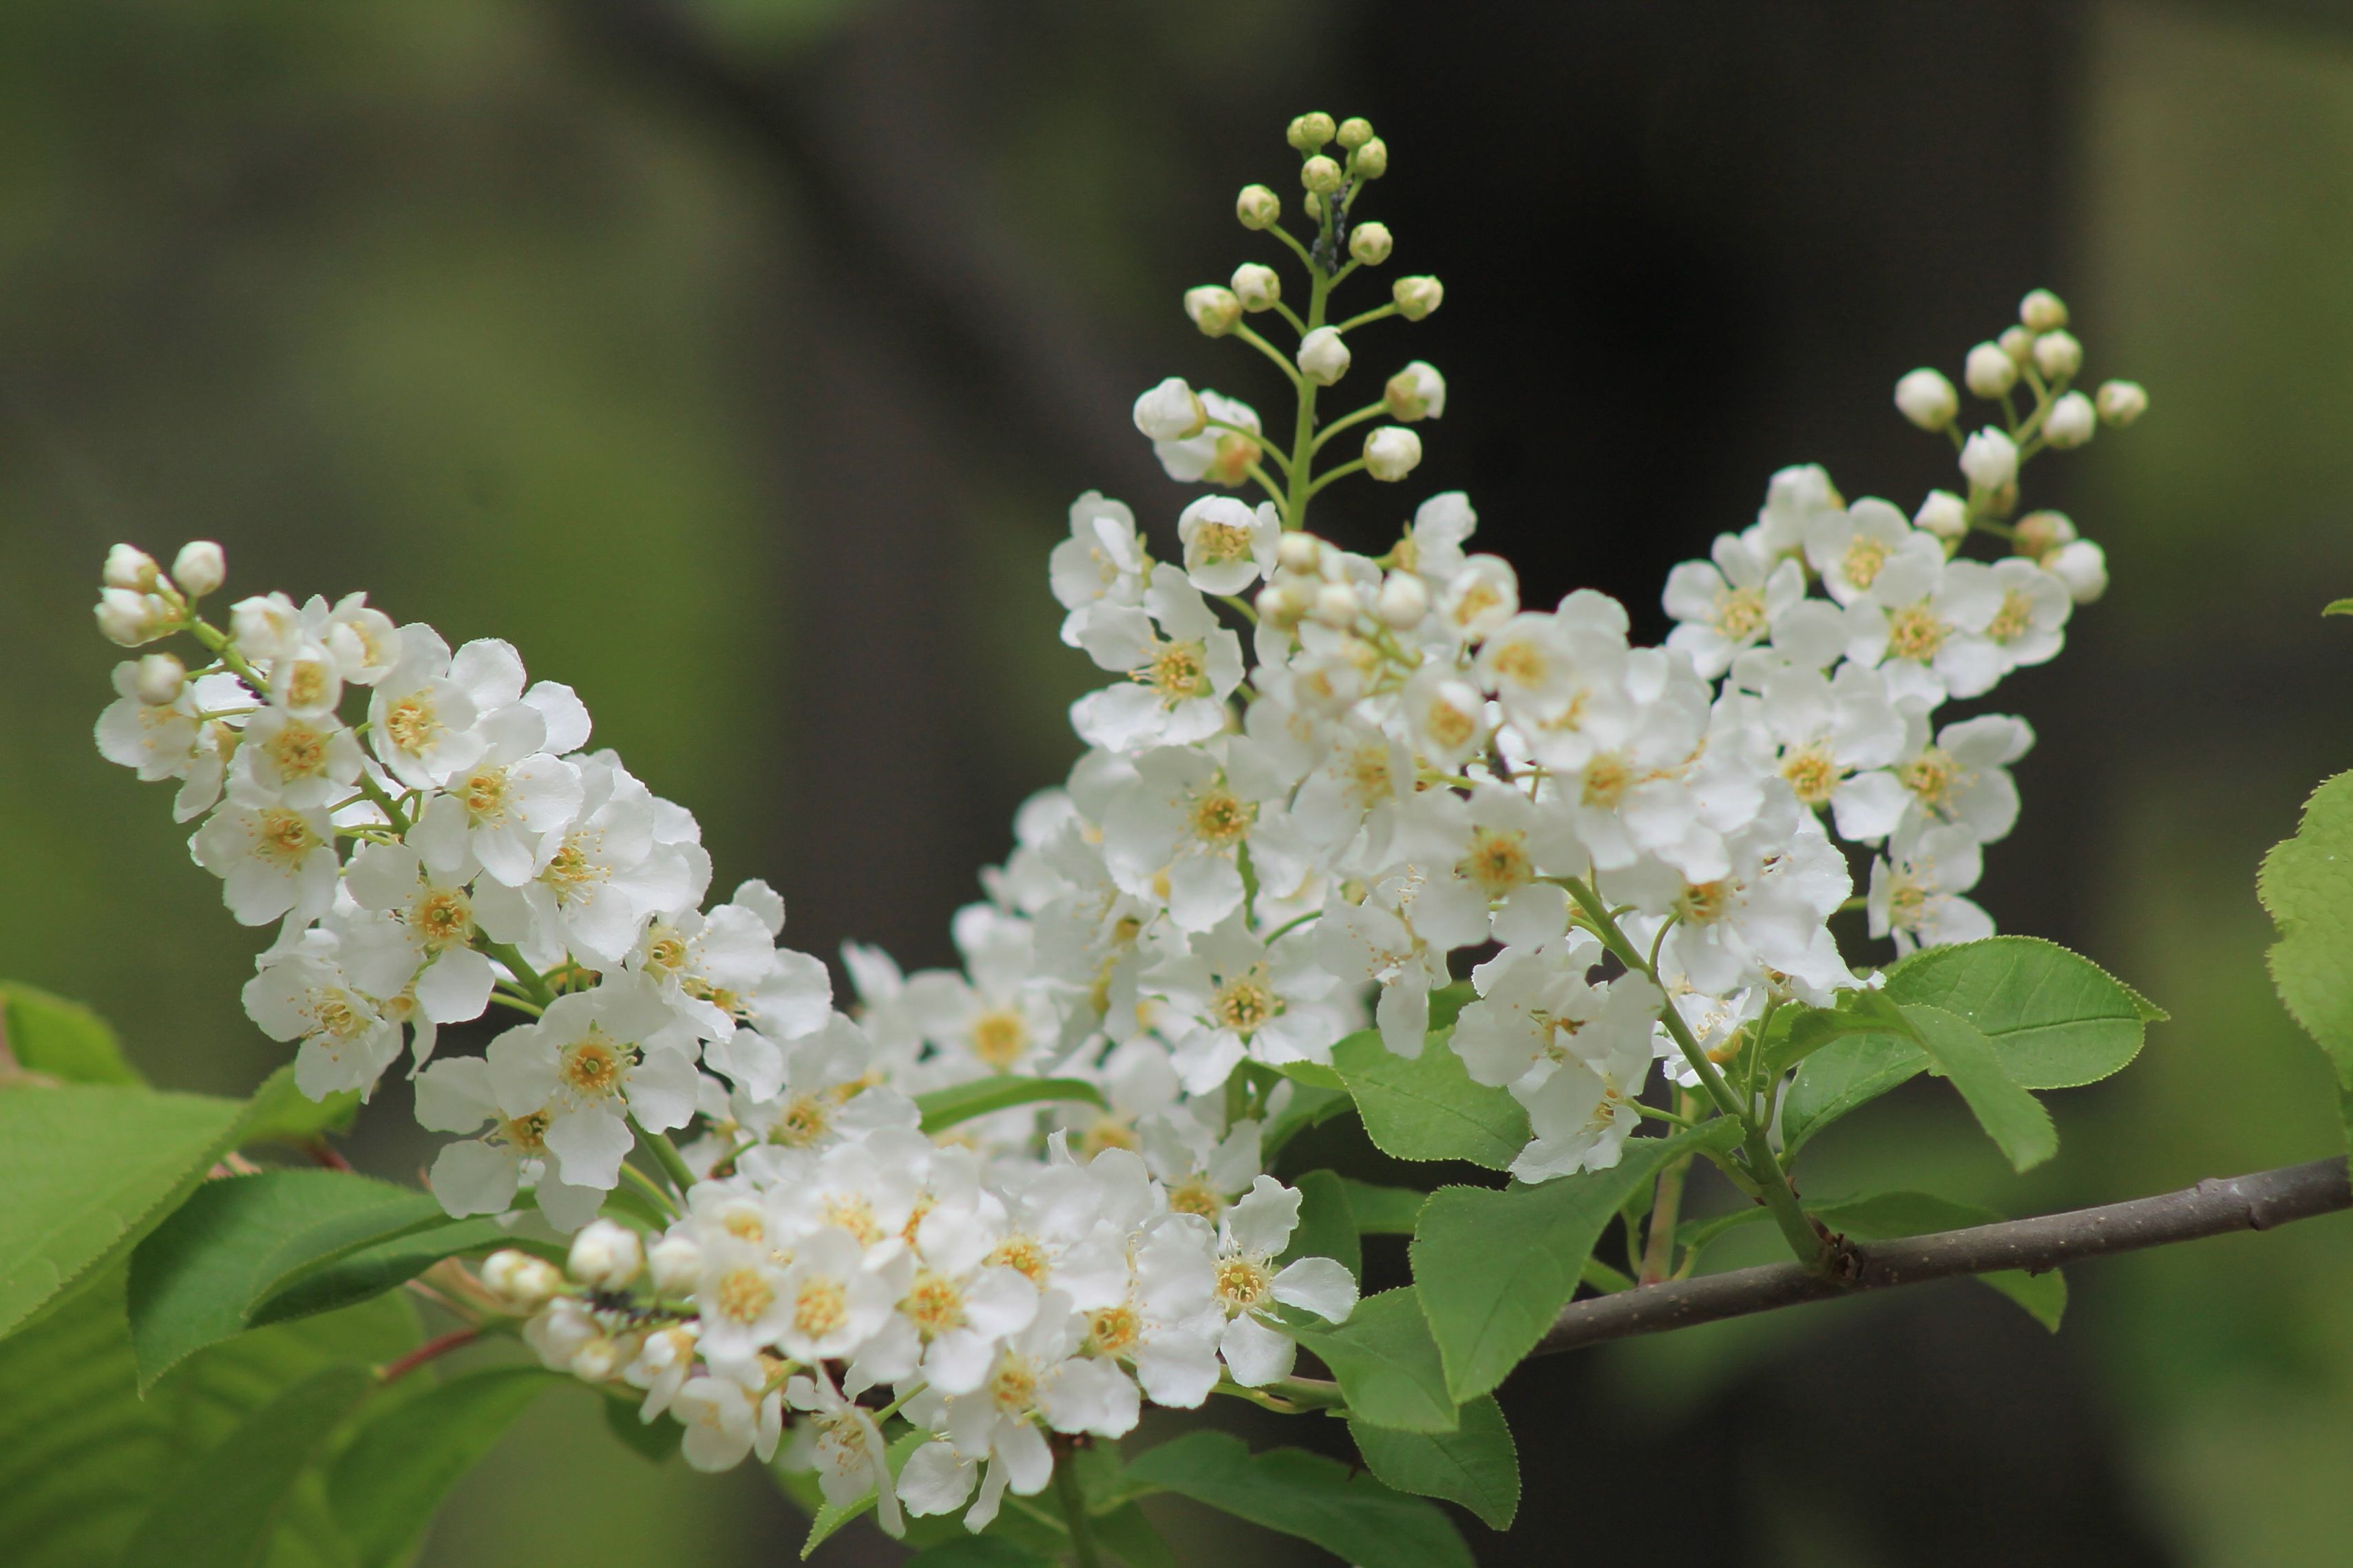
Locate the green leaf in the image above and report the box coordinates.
[1274,1059,1347,1090]
[914,1076,1106,1135]
[0,1083,249,1342]
[1280,1169,1361,1278]
[1885,935,2162,1088]
[801,1427,928,1558]
[1332,1028,1527,1170]
[1782,1032,1927,1154]
[1426,979,1476,1033]
[2260,770,2353,1139]
[328,1366,562,1566]
[1351,1393,1519,1529]
[0,1267,418,1568]
[255,1216,518,1326]
[1411,1121,1740,1402]
[1902,1004,2056,1173]
[1764,989,1917,1077]
[2326,598,2353,617]
[1260,1081,1351,1159]
[1091,1502,1179,1568]
[602,1387,684,1462]
[118,1363,375,1568]
[1123,1430,1472,1568]
[1,981,141,1084]
[236,1064,361,1148]
[902,1541,1055,1567]
[1338,1178,1428,1235]
[1804,1190,2065,1330]
[1289,1287,1457,1432]
[129,1169,460,1388]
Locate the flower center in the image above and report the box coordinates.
[1716,586,1766,640]
[497,1110,550,1154]
[1192,520,1253,565]
[902,1270,964,1337]
[543,833,609,900]
[644,929,688,976]
[1088,1305,1141,1357]
[1210,973,1276,1036]
[1677,880,1733,924]
[1842,536,1890,589]
[1422,694,1477,750]
[971,1009,1029,1069]
[823,1195,883,1247]
[1490,641,1545,686]
[1985,589,2034,643]
[282,659,333,711]
[265,721,327,780]
[410,887,474,951]
[1167,1177,1225,1219]
[1189,789,1256,847]
[1459,827,1532,896]
[1210,431,1260,486]
[1145,642,1211,702]
[1214,1256,1272,1315]
[1345,745,1393,807]
[1780,745,1839,805]
[255,807,317,867]
[1450,581,1503,629]
[1886,604,1946,662]
[383,695,439,755]
[772,1094,831,1147]
[988,1235,1051,1284]
[989,1359,1039,1413]
[1582,754,1632,809]
[308,990,370,1041]
[1897,748,1957,809]
[793,1276,847,1339]
[558,1032,625,1101]
[715,1267,775,1325]
[461,765,509,823]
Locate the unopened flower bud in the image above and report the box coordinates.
[1894,368,1959,431]
[1231,263,1282,312]
[647,1234,703,1295]
[2019,288,2069,332]
[1276,533,1322,573]
[1301,155,1343,195]
[1236,184,1282,230]
[229,593,301,661]
[1964,342,2017,398]
[2045,538,2108,603]
[133,653,186,707]
[1349,222,1393,266]
[1364,427,1423,482]
[1350,138,1389,179]
[2096,379,2148,427]
[1302,191,1325,222]
[1914,489,1969,542]
[95,589,167,647]
[567,1219,644,1290]
[569,1336,622,1383]
[1287,112,1336,151]
[1298,326,1351,385]
[1998,325,2035,365]
[171,540,226,598]
[1185,286,1241,338]
[1393,275,1444,321]
[482,1248,563,1311]
[2043,390,2096,449]
[1132,377,1207,442]
[2012,510,2078,561]
[1385,361,1446,422]
[1337,117,1374,151]
[1376,571,1429,628]
[103,544,160,593]
[2032,330,2082,381]
[1311,581,1362,628]
[1959,427,2019,492]
[1256,582,1309,627]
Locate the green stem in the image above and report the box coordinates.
[1310,399,1387,454]
[629,1116,698,1198]
[1280,266,1332,530]
[1210,418,1288,475]
[354,770,411,836]
[476,940,556,1008]
[187,616,269,692]
[1581,1257,1636,1294]
[619,1158,681,1218]
[1333,301,1399,335]
[1263,222,1316,271]
[1055,1452,1104,1568]
[1267,299,1308,337]
[1245,463,1289,511]
[1640,1146,1690,1286]
[1307,458,1365,496]
[1231,323,1304,390]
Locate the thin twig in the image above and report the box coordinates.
[380,1326,481,1384]
[1537,1157,2353,1355]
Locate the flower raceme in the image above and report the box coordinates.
[90,110,2140,1535]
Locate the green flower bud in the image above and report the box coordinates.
[1301,155,1343,195]
[1231,262,1282,312]
[1287,112,1336,151]
[1392,275,1444,321]
[1302,190,1325,222]
[1350,137,1389,180]
[1337,117,1374,151]
[1185,286,1242,338]
[1349,222,1393,266]
[1236,184,1281,230]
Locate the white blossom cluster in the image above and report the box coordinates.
[89,109,2143,1532]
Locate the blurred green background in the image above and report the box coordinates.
[9,1,2353,1563]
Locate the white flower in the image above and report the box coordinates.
[408,710,584,889]
[1453,937,1662,1090]
[412,1055,606,1230]
[1434,555,1519,644]
[1804,498,1932,608]
[1749,465,1843,560]
[341,834,499,1032]
[785,1369,903,1536]
[1959,427,2019,492]
[1297,326,1350,385]
[1965,343,2018,399]
[1071,566,1245,753]
[1100,748,1260,933]
[1132,377,1206,442]
[190,801,337,926]
[1049,493,1148,649]
[1143,912,1345,1094]
[1868,822,1994,955]
[1890,713,2032,844]
[1952,556,2071,674]
[1384,361,1446,421]
[1843,542,2005,706]
[672,1361,783,1473]
[1396,491,1476,584]
[484,979,698,1190]
[1151,391,1262,487]
[227,709,366,809]
[242,942,404,1100]
[473,756,700,968]
[1755,662,1906,843]
[1176,496,1279,596]
[1316,866,1486,1056]
[774,1226,907,1363]
[1664,535,1806,679]
[367,628,499,790]
[2045,538,2108,604]
[1208,1177,1357,1386]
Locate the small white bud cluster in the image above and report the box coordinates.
[94,539,228,647]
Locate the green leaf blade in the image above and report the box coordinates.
[2,982,142,1085]
[327,1366,562,1567]
[1901,1004,2056,1172]
[1351,1394,1519,1529]
[914,1076,1106,1135]
[1122,1430,1472,1568]
[2260,770,2353,1142]
[1411,1121,1739,1402]
[1884,935,2161,1088]
[1332,1028,1527,1170]
[1280,1169,1362,1279]
[1289,1287,1455,1432]
[1338,1178,1428,1235]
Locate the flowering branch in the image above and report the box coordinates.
[1536,1157,2353,1356]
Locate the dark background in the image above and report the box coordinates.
[8,1,2353,1562]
